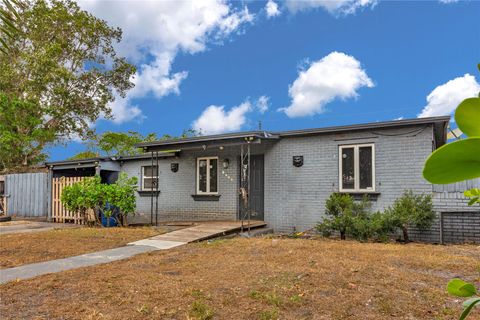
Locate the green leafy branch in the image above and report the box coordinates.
[447,279,480,320]
[423,64,480,320]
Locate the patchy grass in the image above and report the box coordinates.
[0,226,172,268]
[0,238,479,319]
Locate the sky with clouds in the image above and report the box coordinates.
[48,0,480,160]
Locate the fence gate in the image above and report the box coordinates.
[52,177,94,224]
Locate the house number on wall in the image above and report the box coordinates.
[293,156,303,167]
[171,163,179,172]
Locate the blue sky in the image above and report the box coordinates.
[48,0,480,160]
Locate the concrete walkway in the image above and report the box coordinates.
[0,239,185,284]
[0,220,265,284]
[0,221,77,235]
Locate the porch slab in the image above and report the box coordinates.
[148,220,266,243]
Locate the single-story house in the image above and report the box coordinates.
[44,116,479,243]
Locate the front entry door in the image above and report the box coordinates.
[239,155,264,221]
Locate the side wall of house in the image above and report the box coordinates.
[409,180,480,243]
[121,149,240,223]
[264,124,435,233]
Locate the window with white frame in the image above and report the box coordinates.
[142,166,158,190]
[197,157,218,194]
[339,144,375,192]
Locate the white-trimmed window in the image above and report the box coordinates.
[142,166,158,191]
[339,144,375,192]
[197,157,218,194]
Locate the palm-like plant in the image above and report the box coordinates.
[0,0,21,54]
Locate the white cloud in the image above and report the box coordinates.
[439,0,459,4]
[418,74,480,118]
[285,0,377,15]
[79,0,254,123]
[256,95,270,113]
[193,101,252,134]
[109,94,144,124]
[265,0,281,17]
[281,51,374,118]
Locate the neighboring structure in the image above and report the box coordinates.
[1,172,50,218]
[4,116,478,243]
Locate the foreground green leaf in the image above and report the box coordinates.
[460,297,480,320]
[455,98,480,137]
[447,279,477,297]
[423,138,480,184]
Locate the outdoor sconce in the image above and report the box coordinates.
[171,163,179,172]
[293,156,303,167]
[223,159,230,169]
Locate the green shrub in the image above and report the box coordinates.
[383,190,434,242]
[316,193,372,240]
[317,191,432,242]
[61,173,137,226]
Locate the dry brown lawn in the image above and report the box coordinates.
[0,227,172,268]
[0,237,479,320]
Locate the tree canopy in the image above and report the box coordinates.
[0,0,135,172]
[69,129,201,160]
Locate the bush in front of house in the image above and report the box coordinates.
[316,191,434,242]
[61,172,138,226]
[316,193,383,241]
[383,190,434,243]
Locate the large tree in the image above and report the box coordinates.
[0,0,135,171]
[0,0,23,54]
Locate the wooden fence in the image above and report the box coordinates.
[52,177,94,224]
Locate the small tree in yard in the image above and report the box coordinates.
[61,173,137,226]
[383,190,434,243]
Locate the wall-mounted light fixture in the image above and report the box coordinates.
[293,156,303,167]
[223,158,230,169]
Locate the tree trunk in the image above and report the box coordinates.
[402,225,409,243]
[340,230,346,240]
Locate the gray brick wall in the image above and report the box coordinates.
[441,212,480,243]
[117,124,478,243]
[264,125,434,233]
[121,148,240,223]
[409,180,480,243]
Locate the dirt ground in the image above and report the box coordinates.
[1,237,478,320]
[0,226,172,268]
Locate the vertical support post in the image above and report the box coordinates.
[247,142,251,235]
[240,144,244,233]
[155,151,159,226]
[439,212,444,245]
[239,140,251,235]
[150,151,154,226]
